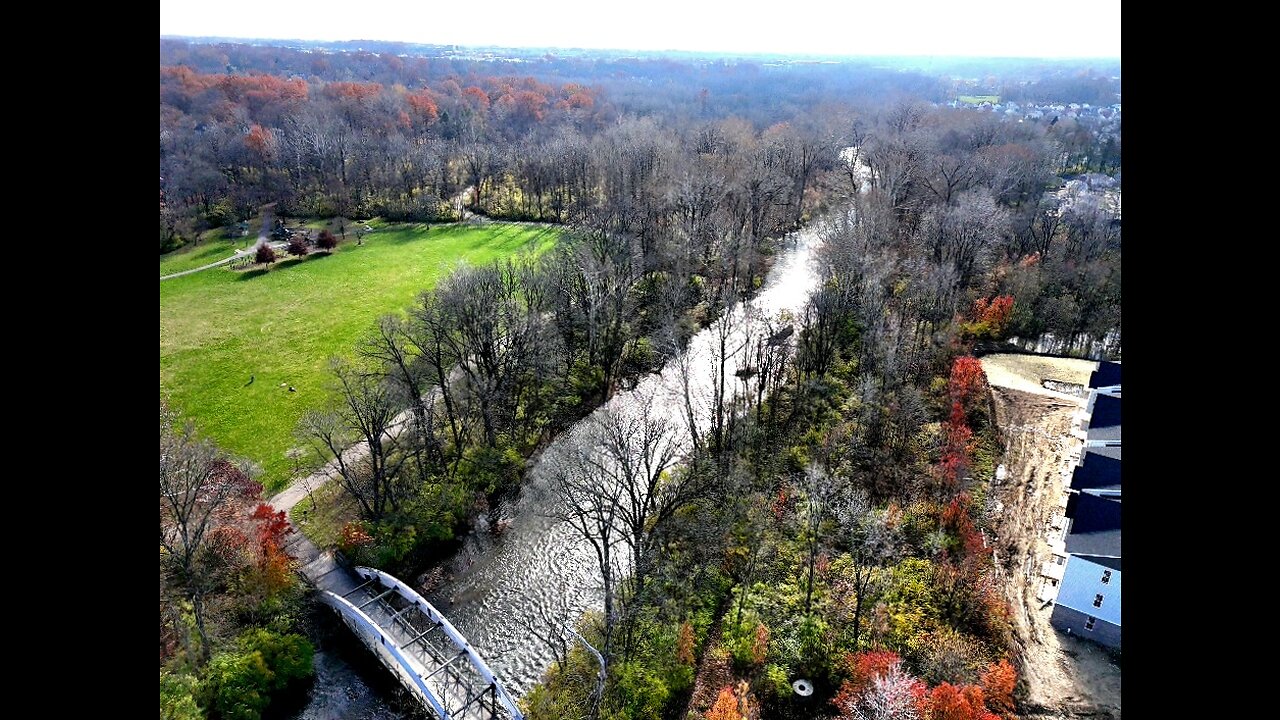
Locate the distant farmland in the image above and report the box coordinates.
[958,94,1001,104]
[160,222,559,490]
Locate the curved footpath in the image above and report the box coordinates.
[160,241,287,281]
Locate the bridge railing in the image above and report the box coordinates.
[318,588,452,719]
[352,567,526,720]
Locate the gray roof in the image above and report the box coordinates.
[1090,361,1122,388]
[1084,443,1121,462]
[1072,448,1121,494]
[1075,554,1122,571]
[1086,394,1121,442]
[1065,492,1121,558]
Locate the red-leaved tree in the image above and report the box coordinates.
[924,683,999,720]
[968,296,1015,340]
[833,657,927,720]
[255,243,277,266]
[980,660,1017,716]
[247,503,294,600]
[707,686,742,720]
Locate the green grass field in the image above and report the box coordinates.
[160,223,559,491]
[957,95,1001,105]
[160,233,252,276]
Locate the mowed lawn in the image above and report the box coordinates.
[160,223,559,491]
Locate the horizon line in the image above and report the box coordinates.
[160,35,1123,63]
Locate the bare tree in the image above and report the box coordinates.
[408,290,469,460]
[548,421,625,663]
[752,312,794,432]
[834,489,898,651]
[918,190,1008,288]
[662,321,705,458]
[435,262,543,446]
[801,463,837,615]
[359,315,431,440]
[707,297,751,454]
[159,404,256,659]
[298,358,411,521]
[919,151,975,205]
[597,391,690,608]
[557,224,644,404]
[548,390,694,663]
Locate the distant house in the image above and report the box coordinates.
[1047,361,1122,649]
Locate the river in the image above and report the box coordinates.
[417,222,823,695]
[289,220,826,717]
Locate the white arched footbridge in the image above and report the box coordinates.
[318,566,525,720]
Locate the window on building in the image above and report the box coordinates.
[1085,616,1097,631]
[1101,570,1112,584]
[1056,556,1066,566]
[1093,594,1104,607]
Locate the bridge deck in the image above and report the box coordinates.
[317,564,523,720]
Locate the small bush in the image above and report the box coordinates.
[762,663,793,699]
[159,670,202,720]
[316,230,338,251]
[605,661,670,720]
[722,611,768,672]
[200,629,314,720]
[202,649,273,720]
[286,236,308,257]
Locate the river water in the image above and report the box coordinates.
[290,221,827,717]
[417,223,823,695]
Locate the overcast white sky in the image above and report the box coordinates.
[159,0,1120,58]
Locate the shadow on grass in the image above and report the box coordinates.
[378,221,562,246]
[236,267,270,281]
[235,253,335,281]
[380,223,435,244]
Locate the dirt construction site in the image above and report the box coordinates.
[981,354,1122,719]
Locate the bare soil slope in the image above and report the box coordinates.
[982,355,1121,719]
